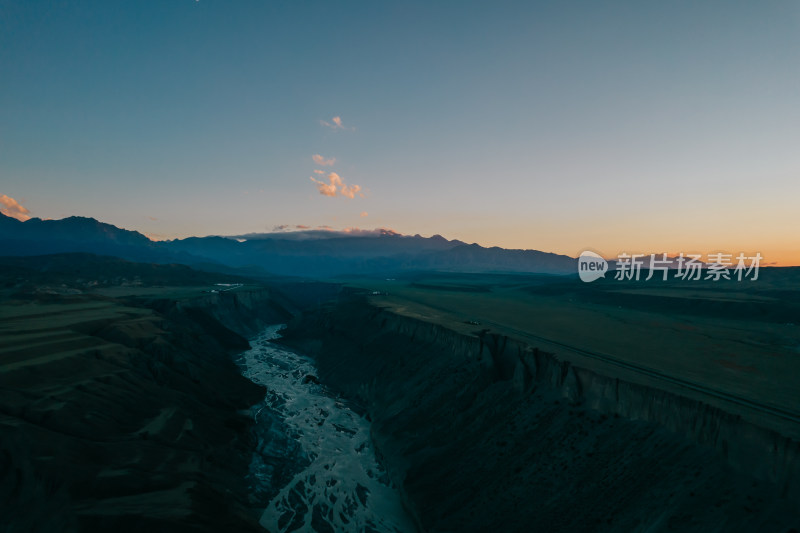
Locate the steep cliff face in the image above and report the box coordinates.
[281,298,800,532]
[161,287,293,339]
[0,287,289,532]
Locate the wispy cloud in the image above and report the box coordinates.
[320,116,353,131]
[0,194,31,221]
[320,116,343,129]
[340,227,399,236]
[312,169,325,174]
[263,226,400,240]
[312,154,336,166]
[310,172,341,197]
[273,224,314,232]
[360,211,368,217]
[339,183,362,199]
[310,172,363,199]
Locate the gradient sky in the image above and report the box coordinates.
[1,1,799,264]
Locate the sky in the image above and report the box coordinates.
[1,1,799,265]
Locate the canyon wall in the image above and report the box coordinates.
[0,287,288,532]
[282,297,800,532]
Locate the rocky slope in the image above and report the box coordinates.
[0,287,289,532]
[280,296,800,532]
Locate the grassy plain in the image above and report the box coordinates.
[340,270,800,437]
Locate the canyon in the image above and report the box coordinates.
[279,295,800,532]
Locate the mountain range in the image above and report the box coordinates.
[0,212,577,277]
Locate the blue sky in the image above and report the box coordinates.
[2,1,799,263]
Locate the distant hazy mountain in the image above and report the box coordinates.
[0,212,577,277]
[407,243,578,273]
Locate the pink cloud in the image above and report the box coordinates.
[319,116,353,131]
[310,173,339,197]
[309,172,362,199]
[320,116,343,129]
[360,211,368,217]
[339,183,362,199]
[312,154,336,166]
[0,194,31,221]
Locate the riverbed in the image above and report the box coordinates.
[237,325,416,532]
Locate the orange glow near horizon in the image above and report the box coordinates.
[139,226,800,267]
[442,225,800,268]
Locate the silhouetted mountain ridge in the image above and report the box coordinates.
[0,212,577,276]
[1,214,151,245]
